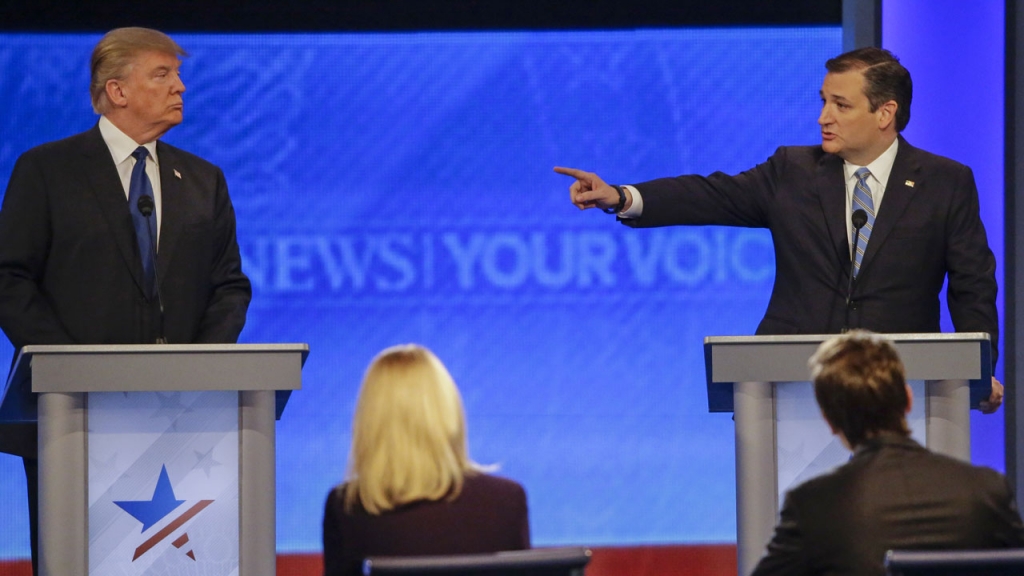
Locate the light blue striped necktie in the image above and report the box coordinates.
[851,167,875,277]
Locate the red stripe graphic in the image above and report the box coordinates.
[132,500,214,561]
[172,533,189,548]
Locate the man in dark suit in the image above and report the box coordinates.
[750,331,1024,575]
[0,27,251,574]
[555,47,1002,412]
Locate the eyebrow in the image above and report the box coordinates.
[820,91,851,102]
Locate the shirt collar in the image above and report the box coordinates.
[844,137,899,188]
[98,115,159,166]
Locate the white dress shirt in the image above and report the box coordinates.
[843,137,898,253]
[97,115,163,245]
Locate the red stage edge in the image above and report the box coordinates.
[1,543,738,575]
[276,543,738,575]
[0,561,31,576]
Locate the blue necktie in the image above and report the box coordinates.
[852,167,875,277]
[129,146,157,298]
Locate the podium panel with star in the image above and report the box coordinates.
[0,343,308,576]
[90,390,239,573]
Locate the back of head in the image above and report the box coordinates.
[90,27,188,114]
[810,330,910,447]
[825,46,913,132]
[344,344,472,515]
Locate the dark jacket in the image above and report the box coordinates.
[626,138,999,361]
[751,434,1024,576]
[322,472,530,576]
[0,124,251,456]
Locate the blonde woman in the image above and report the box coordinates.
[322,344,530,576]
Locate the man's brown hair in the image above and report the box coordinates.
[826,46,913,132]
[810,330,910,447]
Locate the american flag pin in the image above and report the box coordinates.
[905,180,914,187]
[174,169,182,179]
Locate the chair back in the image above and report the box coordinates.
[363,547,591,576]
[885,548,1024,576]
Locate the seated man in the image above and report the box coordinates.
[752,331,1024,576]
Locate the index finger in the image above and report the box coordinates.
[553,166,588,179]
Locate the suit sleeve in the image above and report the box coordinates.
[0,151,75,348]
[943,165,999,364]
[989,473,1024,547]
[750,492,812,576]
[622,147,784,230]
[194,168,251,343]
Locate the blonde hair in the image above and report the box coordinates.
[343,344,475,514]
[90,27,188,114]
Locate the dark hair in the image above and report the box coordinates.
[809,330,910,447]
[825,47,912,132]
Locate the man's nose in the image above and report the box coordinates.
[818,106,831,126]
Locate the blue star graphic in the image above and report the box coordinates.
[114,465,185,531]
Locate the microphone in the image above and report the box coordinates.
[136,195,167,344]
[851,209,868,231]
[844,208,868,332]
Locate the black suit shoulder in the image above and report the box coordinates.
[897,139,968,169]
[20,126,98,155]
[156,140,222,175]
[11,127,105,175]
[14,125,223,181]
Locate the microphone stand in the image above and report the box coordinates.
[137,196,167,344]
[844,209,868,332]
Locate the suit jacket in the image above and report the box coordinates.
[0,124,251,456]
[751,434,1024,576]
[625,137,999,360]
[322,473,531,576]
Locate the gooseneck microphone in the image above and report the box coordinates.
[136,196,167,344]
[844,208,868,332]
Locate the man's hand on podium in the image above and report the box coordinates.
[979,376,1003,414]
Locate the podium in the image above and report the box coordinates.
[0,343,309,576]
[704,333,992,576]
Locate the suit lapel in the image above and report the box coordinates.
[858,138,922,275]
[79,125,149,295]
[816,153,850,270]
[155,142,184,281]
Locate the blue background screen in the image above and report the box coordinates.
[18,26,1006,556]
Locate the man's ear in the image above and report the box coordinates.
[877,100,897,130]
[105,78,128,108]
[905,383,914,415]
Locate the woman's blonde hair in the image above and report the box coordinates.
[343,344,474,514]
